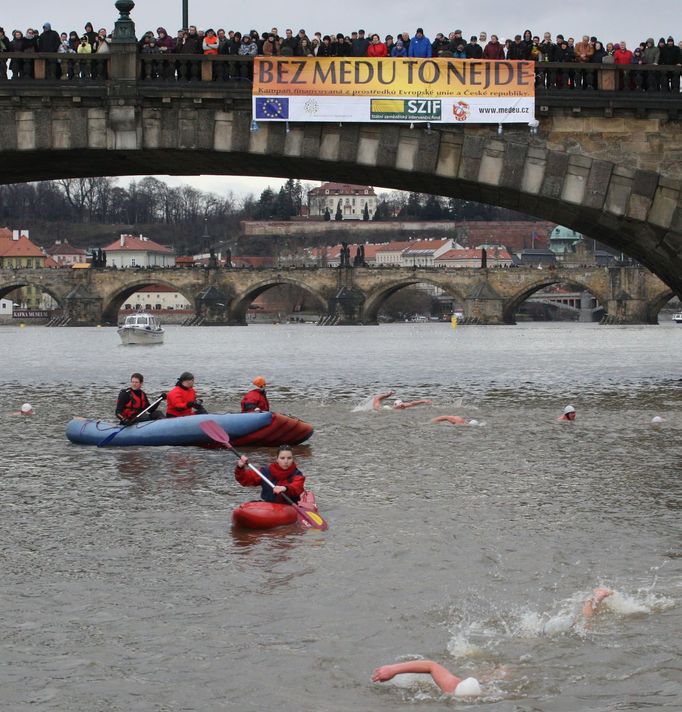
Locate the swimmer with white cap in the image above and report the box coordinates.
[372,660,482,697]
[431,415,481,426]
[651,416,665,425]
[558,404,576,421]
[371,390,433,411]
[9,403,34,416]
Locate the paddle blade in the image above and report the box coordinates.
[199,419,232,448]
[296,506,328,531]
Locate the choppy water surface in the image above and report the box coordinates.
[2,322,682,711]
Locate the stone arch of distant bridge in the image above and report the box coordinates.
[502,276,610,325]
[228,276,329,325]
[0,279,66,309]
[361,277,467,324]
[645,288,678,323]
[100,278,197,323]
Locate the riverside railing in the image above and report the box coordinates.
[2,53,682,102]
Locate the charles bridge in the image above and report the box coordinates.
[2,3,682,302]
[0,264,671,326]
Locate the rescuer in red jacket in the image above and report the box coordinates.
[234,445,305,503]
[166,372,207,417]
[115,372,164,424]
[240,375,270,412]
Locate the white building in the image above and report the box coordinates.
[308,182,378,220]
[123,284,192,311]
[102,234,175,268]
[375,238,457,267]
[45,240,87,266]
[0,298,13,315]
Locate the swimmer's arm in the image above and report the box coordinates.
[372,390,394,409]
[372,660,460,694]
[402,399,433,408]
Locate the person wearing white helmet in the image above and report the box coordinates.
[558,404,576,421]
[9,403,34,416]
[372,660,482,697]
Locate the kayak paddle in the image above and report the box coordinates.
[97,395,165,448]
[199,419,328,531]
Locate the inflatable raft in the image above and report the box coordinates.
[232,491,319,530]
[66,411,313,448]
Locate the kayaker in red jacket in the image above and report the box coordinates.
[115,372,164,424]
[241,375,270,412]
[166,371,207,417]
[234,445,305,503]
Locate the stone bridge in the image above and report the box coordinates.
[2,3,682,297]
[0,265,671,326]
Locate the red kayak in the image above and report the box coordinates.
[232,491,320,530]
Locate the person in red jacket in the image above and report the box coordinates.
[240,375,270,412]
[234,445,305,503]
[115,372,164,424]
[166,372,207,417]
[367,34,388,57]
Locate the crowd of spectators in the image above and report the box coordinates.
[2,21,682,84]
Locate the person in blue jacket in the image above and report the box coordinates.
[408,28,432,58]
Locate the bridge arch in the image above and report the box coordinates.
[646,288,677,324]
[229,276,328,325]
[101,278,197,323]
[362,277,466,324]
[2,90,682,299]
[0,279,65,309]
[503,276,609,324]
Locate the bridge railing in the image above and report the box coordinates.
[2,53,682,102]
[0,52,109,81]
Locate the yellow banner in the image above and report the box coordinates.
[253,57,535,98]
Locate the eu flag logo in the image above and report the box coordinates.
[255,97,289,119]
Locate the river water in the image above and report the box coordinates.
[2,322,681,711]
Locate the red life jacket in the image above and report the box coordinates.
[241,388,269,412]
[166,385,196,417]
[119,388,150,420]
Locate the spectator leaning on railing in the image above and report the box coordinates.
[408,28,432,58]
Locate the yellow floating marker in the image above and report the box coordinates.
[451,315,458,329]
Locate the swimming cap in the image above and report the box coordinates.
[454,677,482,697]
[563,405,576,414]
[651,416,664,424]
[20,403,33,414]
[252,376,267,388]
[394,399,404,407]
[468,419,480,426]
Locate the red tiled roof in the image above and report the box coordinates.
[103,235,174,253]
[0,235,45,257]
[46,241,86,256]
[438,248,512,260]
[44,256,60,268]
[0,227,13,240]
[175,256,194,264]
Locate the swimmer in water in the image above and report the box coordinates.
[372,391,432,411]
[372,660,482,697]
[581,587,613,621]
[431,415,479,426]
[558,404,576,421]
[9,403,34,416]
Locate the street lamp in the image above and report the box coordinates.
[182,1,189,29]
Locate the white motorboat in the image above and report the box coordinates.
[118,313,165,345]
[672,313,682,324]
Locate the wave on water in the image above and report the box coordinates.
[445,588,675,650]
[351,396,375,412]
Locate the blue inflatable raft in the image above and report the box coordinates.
[66,411,314,447]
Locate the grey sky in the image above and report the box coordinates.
[5,0,679,197]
